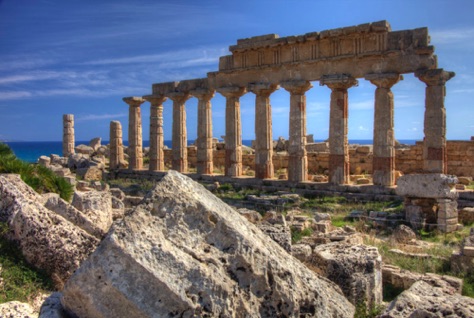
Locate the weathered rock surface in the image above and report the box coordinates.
[61,170,354,318]
[39,292,68,318]
[0,174,99,286]
[71,190,113,237]
[391,224,417,244]
[0,301,36,318]
[43,193,106,238]
[396,173,458,199]
[379,280,474,317]
[312,242,382,309]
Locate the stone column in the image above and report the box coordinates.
[217,86,247,177]
[365,73,402,186]
[143,95,167,172]
[63,114,75,157]
[320,75,358,185]
[416,69,455,173]
[166,92,191,173]
[109,121,124,170]
[249,83,279,179]
[282,80,312,182]
[123,97,145,171]
[190,89,215,175]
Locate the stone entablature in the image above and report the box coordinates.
[210,21,434,87]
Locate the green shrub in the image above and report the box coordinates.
[291,227,313,244]
[0,143,73,201]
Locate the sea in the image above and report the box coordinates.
[3,139,418,163]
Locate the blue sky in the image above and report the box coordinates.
[0,0,473,142]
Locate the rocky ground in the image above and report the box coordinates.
[1,138,474,317]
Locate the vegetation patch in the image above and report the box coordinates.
[291,227,313,244]
[0,143,73,201]
[0,222,53,304]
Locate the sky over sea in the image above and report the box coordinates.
[0,0,473,142]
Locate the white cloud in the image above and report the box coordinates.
[0,91,33,100]
[76,113,128,122]
[430,27,474,45]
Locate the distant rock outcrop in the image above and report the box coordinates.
[61,170,354,318]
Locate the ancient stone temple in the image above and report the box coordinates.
[123,20,454,187]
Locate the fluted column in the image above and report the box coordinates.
[190,89,215,175]
[109,120,124,170]
[416,69,455,173]
[320,75,358,185]
[62,114,75,157]
[166,92,191,173]
[282,80,312,182]
[123,97,145,170]
[366,73,402,186]
[217,86,247,177]
[143,94,167,172]
[249,83,279,179]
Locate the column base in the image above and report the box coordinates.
[329,154,349,185]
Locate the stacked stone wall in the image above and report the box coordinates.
[161,139,474,178]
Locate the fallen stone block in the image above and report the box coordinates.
[312,242,382,309]
[380,281,474,317]
[61,171,354,318]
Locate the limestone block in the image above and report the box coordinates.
[291,244,312,262]
[43,193,107,238]
[75,144,94,155]
[396,173,458,199]
[314,212,331,222]
[312,242,382,309]
[0,301,35,318]
[0,174,98,286]
[356,177,371,184]
[237,208,262,224]
[61,171,354,318]
[76,167,103,181]
[380,281,474,318]
[89,137,101,151]
[391,224,417,244]
[459,207,474,224]
[38,155,51,167]
[71,190,113,236]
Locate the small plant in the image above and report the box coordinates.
[291,227,313,244]
[354,301,384,318]
[0,222,53,304]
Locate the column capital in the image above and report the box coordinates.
[248,83,279,96]
[320,74,358,90]
[415,68,455,86]
[143,94,167,106]
[365,73,403,89]
[166,91,191,103]
[281,80,312,95]
[123,96,145,107]
[190,88,215,101]
[217,86,247,98]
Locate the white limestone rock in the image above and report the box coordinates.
[380,280,474,317]
[43,193,107,238]
[0,174,99,287]
[61,170,354,318]
[71,190,113,236]
[312,242,382,309]
[89,137,101,151]
[396,173,458,199]
[0,301,35,318]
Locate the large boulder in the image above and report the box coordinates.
[0,174,99,287]
[61,171,354,318]
[380,280,474,317]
